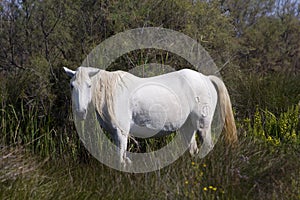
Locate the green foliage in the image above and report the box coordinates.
[238,15,300,73]
[241,105,300,145]
[0,100,80,159]
[230,72,300,118]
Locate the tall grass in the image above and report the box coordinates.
[225,71,300,119]
[0,100,81,160]
[1,135,299,200]
[1,101,51,155]
[1,104,299,200]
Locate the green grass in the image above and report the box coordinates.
[1,104,300,199]
[1,136,299,200]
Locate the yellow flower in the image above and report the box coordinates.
[203,187,208,191]
[208,185,217,191]
[199,171,204,176]
[291,131,296,139]
[185,180,189,185]
[191,161,195,166]
[203,164,207,168]
[267,136,272,141]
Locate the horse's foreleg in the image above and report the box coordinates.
[115,128,131,166]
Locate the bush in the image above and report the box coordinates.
[240,104,300,145]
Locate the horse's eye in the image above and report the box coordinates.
[70,83,74,89]
[88,84,92,88]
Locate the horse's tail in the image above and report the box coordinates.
[209,75,238,145]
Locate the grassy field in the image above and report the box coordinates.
[1,134,299,200]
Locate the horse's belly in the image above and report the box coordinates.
[129,83,189,138]
[130,123,179,138]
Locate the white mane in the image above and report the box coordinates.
[92,70,127,126]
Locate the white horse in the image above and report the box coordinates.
[64,66,237,165]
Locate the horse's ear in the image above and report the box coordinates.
[87,68,100,77]
[64,67,76,77]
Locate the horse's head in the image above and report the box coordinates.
[64,67,100,120]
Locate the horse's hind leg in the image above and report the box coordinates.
[189,131,199,156]
[179,119,199,156]
[197,126,213,156]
